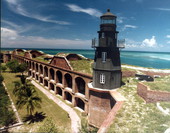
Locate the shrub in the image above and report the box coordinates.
[0,74,4,83]
[37,118,58,133]
[0,65,7,72]
[0,83,15,127]
[16,63,28,75]
[6,60,19,72]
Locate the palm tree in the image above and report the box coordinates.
[13,75,34,97]
[16,88,42,115]
[13,75,42,115]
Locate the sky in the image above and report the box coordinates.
[1,0,170,52]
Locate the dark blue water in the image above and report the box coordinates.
[1,48,170,69]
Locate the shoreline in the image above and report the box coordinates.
[122,65,170,73]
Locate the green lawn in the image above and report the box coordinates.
[70,59,93,75]
[108,77,170,133]
[144,75,170,92]
[18,52,25,56]
[2,72,71,132]
[33,56,50,63]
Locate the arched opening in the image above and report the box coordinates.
[29,61,31,69]
[40,77,43,84]
[26,61,29,68]
[44,80,48,87]
[40,65,43,74]
[44,66,48,77]
[75,77,85,95]
[32,62,35,70]
[49,68,55,80]
[50,83,55,91]
[32,54,36,58]
[56,87,62,96]
[64,73,72,88]
[32,73,35,78]
[36,63,39,72]
[56,71,62,83]
[36,74,39,81]
[64,91,72,103]
[76,98,85,110]
[28,71,32,76]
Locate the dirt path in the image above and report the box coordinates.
[31,80,81,133]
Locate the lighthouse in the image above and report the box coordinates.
[88,9,123,128]
[92,9,122,89]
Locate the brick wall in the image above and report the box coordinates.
[50,56,72,70]
[24,52,32,59]
[137,82,170,103]
[88,90,114,128]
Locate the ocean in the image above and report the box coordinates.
[1,48,170,69]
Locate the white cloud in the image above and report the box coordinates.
[117,16,126,24]
[167,41,170,44]
[166,35,170,38]
[66,4,102,17]
[125,36,158,49]
[122,24,138,31]
[1,27,18,39]
[154,8,170,11]
[6,0,70,25]
[6,0,18,5]
[124,38,141,48]
[142,36,157,47]
[2,20,20,29]
[1,27,91,49]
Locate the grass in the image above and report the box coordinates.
[108,77,170,133]
[0,82,16,127]
[144,75,170,92]
[2,72,71,132]
[33,56,50,63]
[70,59,93,75]
[18,52,25,56]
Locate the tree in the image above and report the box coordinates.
[0,74,4,83]
[13,76,34,97]
[13,76,42,115]
[16,88,42,115]
[6,60,19,72]
[16,63,28,75]
[0,75,15,127]
[6,60,28,74]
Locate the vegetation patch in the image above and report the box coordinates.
[18,52,25,56]
[70,59,93,75]
[144,75,170,92]
[0,75,16,127]
[33,55,51,63]
[108,77,170,133]
[2,72,71,132]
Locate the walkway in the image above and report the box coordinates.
[31,80,81,133]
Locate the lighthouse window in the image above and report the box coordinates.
[101,32,105,38]
[102,52,107,62]
[115,33,117,39]
[100,74,105,84]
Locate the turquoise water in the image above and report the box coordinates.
[1,48,170,69]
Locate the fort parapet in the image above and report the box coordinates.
[3,49,125,130]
